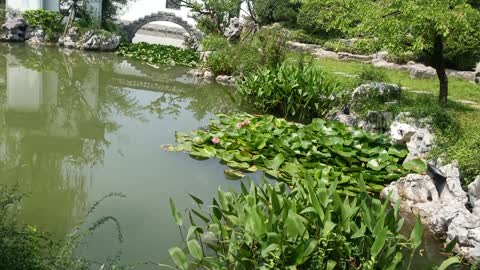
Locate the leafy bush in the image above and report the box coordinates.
[201,34,229,51]
[297,0,358,37]
[356,66,390,84]
[22,10,63,41]
[168,176,426,269]
[117,42,200,67]
[164,113,426,194]
[205,26,290,76]
[236,63,347,121]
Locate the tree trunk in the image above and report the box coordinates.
[432,34,448,105]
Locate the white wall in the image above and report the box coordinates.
[119,0,196,25]
[6,0,59,11]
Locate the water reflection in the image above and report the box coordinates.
[0,43,244,255]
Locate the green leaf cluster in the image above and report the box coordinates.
[22,10,64,42]
[165,113,426,193]
[168,176,424,269]
[117,42,200,67]
[236,62,347,122]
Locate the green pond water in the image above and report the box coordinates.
[0,44,453,269]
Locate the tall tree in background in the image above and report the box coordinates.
[359,0,480,105]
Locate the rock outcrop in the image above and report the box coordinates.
[224,17,242,43]
[390,113,434,162]
[59,28,121,51]
[0,13,29,42]
[382,164,480,262]
[351,82,401,101]
[475,63,480,84]
[407,62,437,79]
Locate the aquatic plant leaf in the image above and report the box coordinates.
[169,198,183,226]
[168,247,188,269]
[187,239,204,260]
[403,158,427,173]
[437,257,461,270]
[224,169,245,179]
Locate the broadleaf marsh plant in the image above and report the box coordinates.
[168,175,427,269]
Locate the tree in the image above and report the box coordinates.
[358,0,480,105]
[179,0,242,34]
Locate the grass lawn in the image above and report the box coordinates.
[315,58,480,104]
[312,57,480,183]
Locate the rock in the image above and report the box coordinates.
[26,27,47,45]
[82,34,101,50]
[0,14,28,42]
[446,69,475,81]
[389,112,434,161]
[224,17,242,43]
[362,111,394,133]
[329,111,364,127]
[351,82,401,101]
[371,59,404,70]
[374,51,389,61]
[390,122,417,144]
[99,35,121,51]
[337,52,373,62]
[382,163,480,262]
[312,48,339,59]
[475,63,480,84]
[200,51,211,62]
[468,176,480,215]
[203,70,214,79]
[407,62,436,79]
[216,75,236,84]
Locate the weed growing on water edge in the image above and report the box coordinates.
[168,176,457,269]
[0,186,127,270]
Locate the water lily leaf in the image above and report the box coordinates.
[388,147,409,158]
[264,153,285,170]
[403,158,427,173]
[224,169,245,179]
[227,161,251,170]
[367,159,383,171]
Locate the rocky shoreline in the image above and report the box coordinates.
[0,12,121,51]
[329,82,480,262]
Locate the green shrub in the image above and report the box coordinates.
[356,66,390,84]
[117,42,200,67]
[297,0,356,37]
[204,26,290,76]
[168,176,426,269]
[22,10,63,42]
[201,34,229,51]
[236,63,347,122]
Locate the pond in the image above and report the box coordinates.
[0,43,260,268]
[0,44,453,269]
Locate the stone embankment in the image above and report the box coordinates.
[288,41,480,83]
[0,12,121,51]
[329,83,480,261]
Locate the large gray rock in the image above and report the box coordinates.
[382,163,480,262]
[224,17,242,43]
[1,14,28,41]
[468,176,480,215]
[351,82,401,101]
[407,62,436,79]
[475,63,480,84]
[390,112,434,161]
[99,35,121,51]
[26,27,47,45]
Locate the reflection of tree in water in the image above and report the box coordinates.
[0,44,146,239]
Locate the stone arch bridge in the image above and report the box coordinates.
[121,11,202,46]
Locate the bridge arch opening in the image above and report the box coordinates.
[122,12,201,49]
